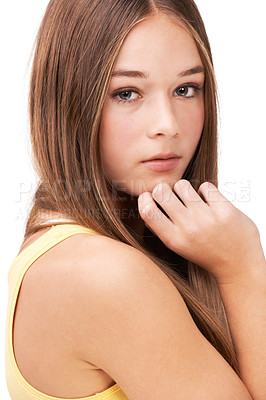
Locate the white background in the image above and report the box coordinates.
[0,1,265,398]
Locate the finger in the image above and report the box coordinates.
[174,180,205,208]
[138,191,174,234]
[198,182,229,207]
[138,191,186,256]
[151,182,186,223]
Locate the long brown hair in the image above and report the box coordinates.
[25,0,239,373]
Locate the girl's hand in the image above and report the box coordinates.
[138,180,265,285]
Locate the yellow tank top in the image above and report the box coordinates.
[5,223,129,400]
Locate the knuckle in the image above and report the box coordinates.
[185,222,200,240]
[167,235,176,250]
[167,232,183,252]
[215,203,235,225]
[249,219,260,237]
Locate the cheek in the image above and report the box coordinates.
[180,102,204,144]
[100,108,138,154]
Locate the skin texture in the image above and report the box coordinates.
[100,14,205,198]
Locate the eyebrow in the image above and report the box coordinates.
[111,70,149,79]
[178,65,205,77]
[111,65,205,79]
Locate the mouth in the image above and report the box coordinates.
[141,153,181,172]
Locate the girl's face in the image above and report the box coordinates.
[100,13,205,197]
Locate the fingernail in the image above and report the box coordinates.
[138,193,153,218]
[152,183,163,197]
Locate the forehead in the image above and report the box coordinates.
[114,14,202,74]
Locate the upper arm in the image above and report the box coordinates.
[72,236,252,400]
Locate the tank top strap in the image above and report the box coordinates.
[8,223,99,292]
[6,223,129,400]
[39,218,76,226]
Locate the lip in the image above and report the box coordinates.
[141,153,181,172]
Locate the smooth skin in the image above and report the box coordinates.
[100,14,204,198]
[14,13,266,400]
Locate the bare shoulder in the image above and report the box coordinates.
[65,234,251,400]
[19,231,177,327]
[59,232,187,323]
[17,232,252,400]
[19,230,188,353]
[68,232,179,297]
[28,230,177,300]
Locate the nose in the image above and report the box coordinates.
[146,95,179,139]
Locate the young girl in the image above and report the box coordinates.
[6,0,266,399]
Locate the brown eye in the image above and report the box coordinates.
[177,86,189,96]
[175,85,200,98]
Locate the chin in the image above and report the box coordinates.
[124,175,183,196]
